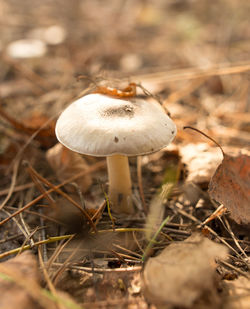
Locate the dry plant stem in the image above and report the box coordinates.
[26,163,97,232]
[27,166,57,209]
[0,235,74,260]
[0,158,20,210]
[222,217,249,260]
[0,227,165,260]
[200,204,227,226]
[2,209,28,240]
[175,205,248,265]
[131,61,250,84]
[38,247,64,309]
[52,263,142,274]
[0,160,105,227]
[52,243,81,287]
[113,244,143,259]
[0,182,34,197]
[218,259,250,278]
[47,236,75,271]
[107,155,133,214]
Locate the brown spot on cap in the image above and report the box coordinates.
[114,136,119,143]
[101,104,135,118]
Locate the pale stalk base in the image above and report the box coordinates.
[107,155,134,214]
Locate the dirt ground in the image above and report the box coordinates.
[0,1,249,308]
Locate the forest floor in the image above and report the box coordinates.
[0,1,249,308]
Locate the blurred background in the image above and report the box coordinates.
[2,0,250,71]
[0,0,250,146]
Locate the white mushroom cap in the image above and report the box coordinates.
[56,94,176,157]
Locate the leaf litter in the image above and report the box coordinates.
[0,1,250,308]
[209,152,250,225]
[0,251,81,309]
[46,143,93,194]
[184,126,250,225]
[143,233,228,308]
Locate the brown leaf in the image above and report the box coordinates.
[225,276,250,309]
[46,143,92,193]
[180,143,221,184]
[208,153,250,224]
[0,252,46,309]
[0,252,79,309]
[0,105,56,148]
[143,233,228,308]
[0,142,19,166]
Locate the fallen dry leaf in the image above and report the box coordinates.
[143,233,228,308]
[0,105,56,148]
[208,153,250,224]
[0,252,49,309]
[225,276,250,309]
[0,142,20,166]
[180,143,221,184]
[46,143,92,193]
[0,252,81,309]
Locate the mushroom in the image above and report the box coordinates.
[55,93,176,214]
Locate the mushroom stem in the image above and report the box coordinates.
[106,154,134,214]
